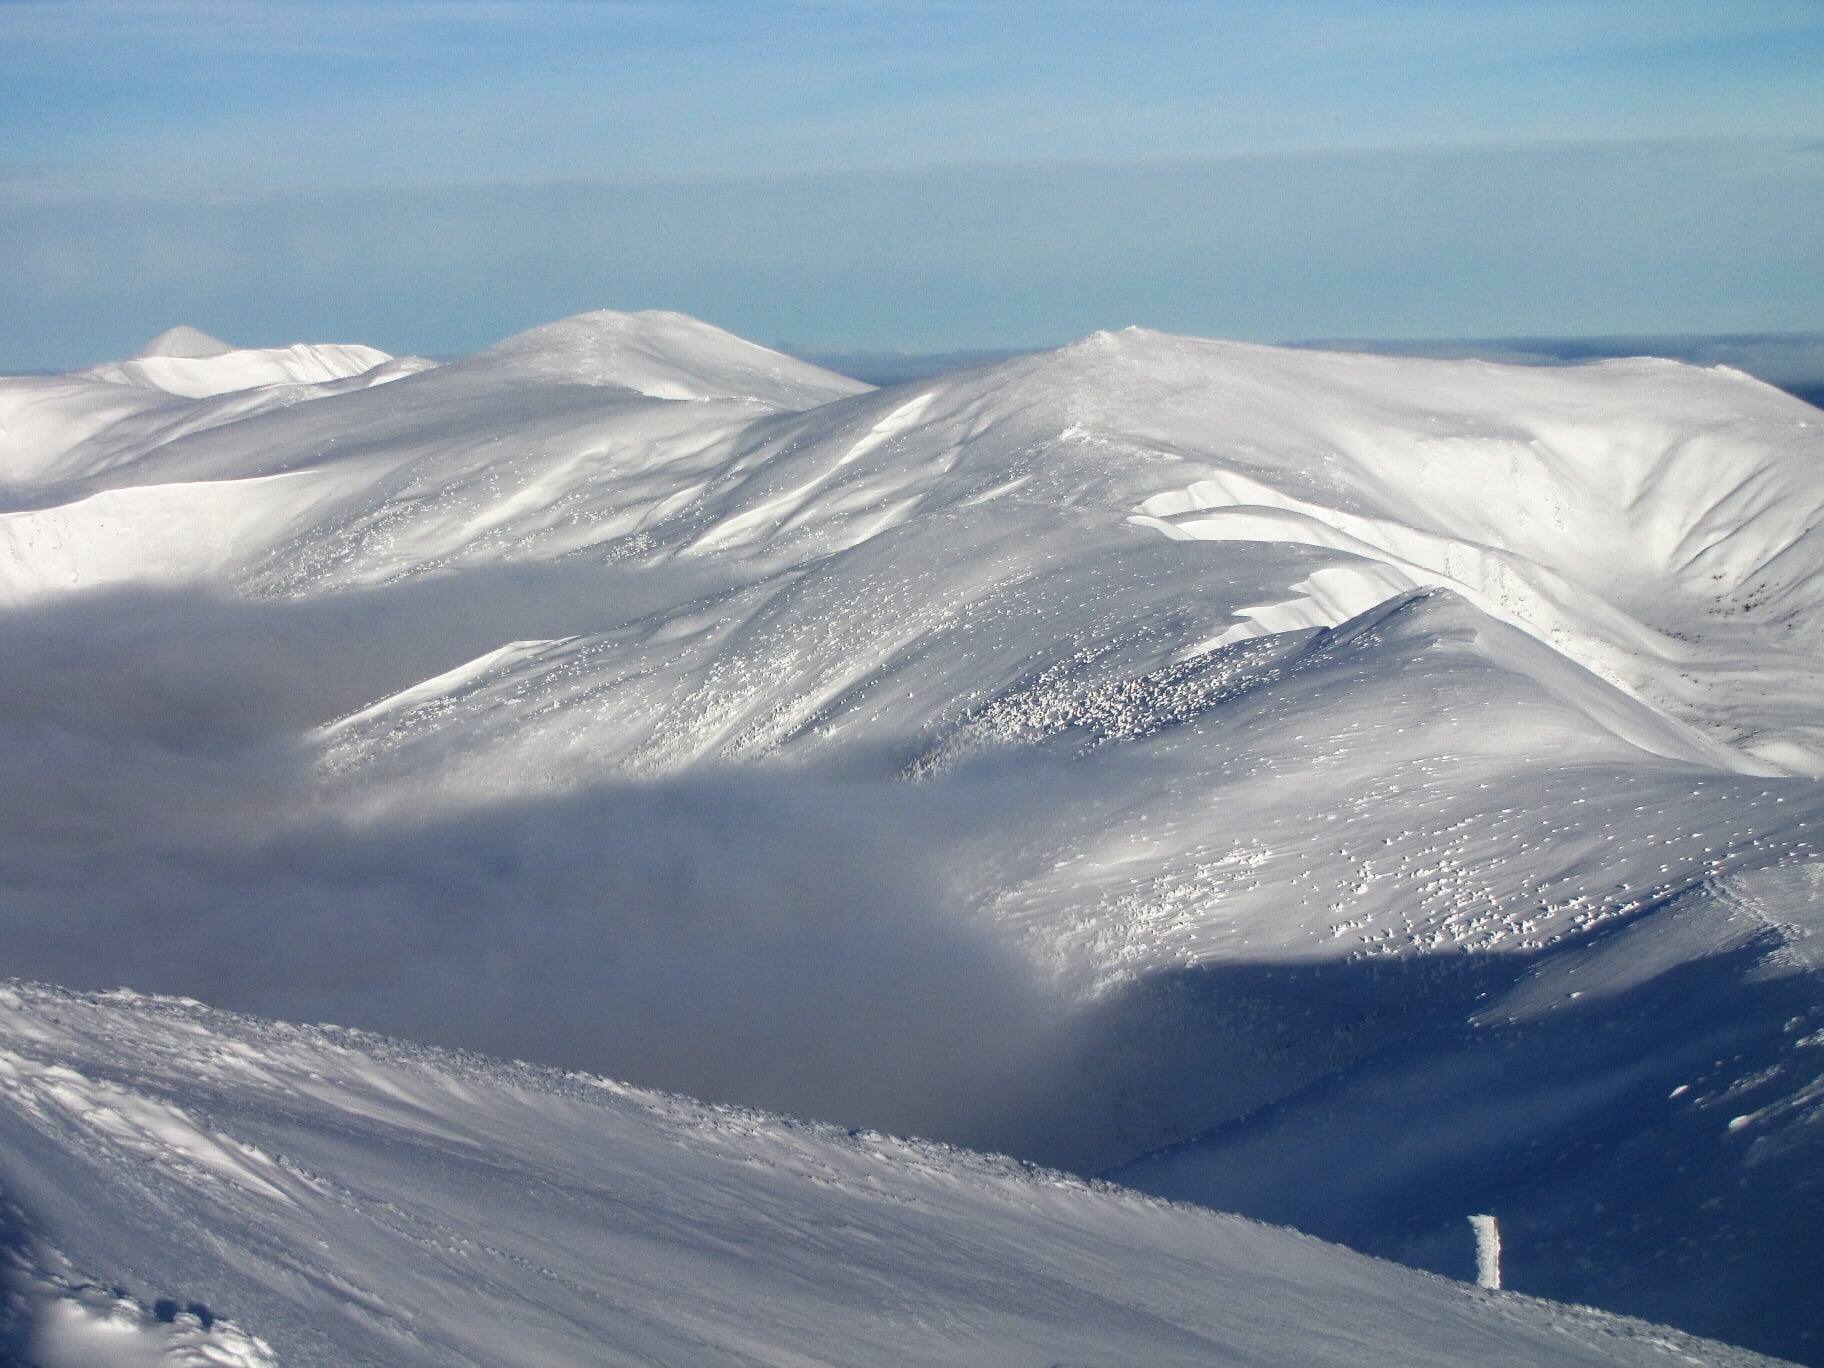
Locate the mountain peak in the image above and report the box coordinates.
[134,325,233,359]
[467,309,872,408]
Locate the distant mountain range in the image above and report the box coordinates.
[786,332,1824,409]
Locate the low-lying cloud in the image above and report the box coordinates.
[0,573,1506,1172]
[0,577,1073,1152]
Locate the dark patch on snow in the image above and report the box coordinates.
[0,1196,35,1367]
[1114,919,1824,1365]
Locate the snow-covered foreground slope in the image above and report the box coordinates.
[1,312,1821,1360]
[0,982,1791,1368]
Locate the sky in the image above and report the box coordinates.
[2,0,1822,368]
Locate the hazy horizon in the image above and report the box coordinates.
[13,314,1824,415]
[3,1,1819,372]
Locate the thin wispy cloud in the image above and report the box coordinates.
[1,1,1819,361]
[2,0,1819,191]
[6,138,1820,368]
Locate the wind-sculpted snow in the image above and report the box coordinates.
[0,983,1793,1368]
[1,311,1822,1360]
[79,341,402,399]
[81,328,407,399]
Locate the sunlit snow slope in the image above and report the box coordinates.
[2,312,1822,1362]
[79,324,405,398]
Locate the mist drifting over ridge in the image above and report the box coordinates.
[7,0,1822,1359]
[1,308,1821,1363]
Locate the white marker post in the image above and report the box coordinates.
[1469,1213,1501,1290]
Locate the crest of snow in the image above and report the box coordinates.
[134,325,233,360]
[459,308,872,407]
[0,374,190,487]
[81,334,398,398]
[0,472,324,604]
[1184,561,1425,653]
[1088,332,1824,774]
[317,638,577,741]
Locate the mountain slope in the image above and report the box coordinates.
[0,311,1820,1359]
[0,982,1791,1368]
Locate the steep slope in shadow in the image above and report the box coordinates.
[1114,871,1824,1364]
[0,1191,32,1365]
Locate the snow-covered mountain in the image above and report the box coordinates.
[78,325,412,399]
[1,311,1820,1363]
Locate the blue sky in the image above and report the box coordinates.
[3,0,1821,367]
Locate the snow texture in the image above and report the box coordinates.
[0,982,1791,1368]
[1,310,1821,1362]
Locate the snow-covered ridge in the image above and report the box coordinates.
[1089,333,1824,773]
[0,981,1790,1368]
[80,325,405,398]
[2,308,1822,1361]
[457,307,873,406]
[5,309,1820,781]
